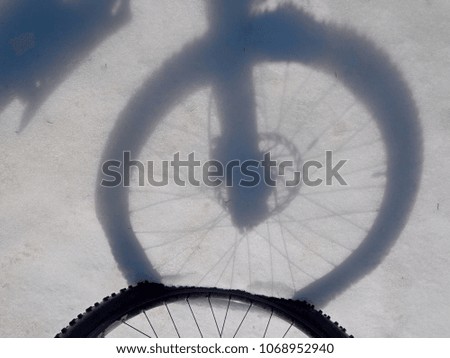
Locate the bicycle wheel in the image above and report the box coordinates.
[55,282,351,338]
[96,3,421,305]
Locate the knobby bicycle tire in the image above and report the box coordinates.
[55,281,351,338]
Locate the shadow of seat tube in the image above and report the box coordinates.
[96,0,422,306]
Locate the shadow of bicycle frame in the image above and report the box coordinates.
[0,0,130,131]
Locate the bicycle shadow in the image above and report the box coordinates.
[0,0,130,131]
[97,0,422,306]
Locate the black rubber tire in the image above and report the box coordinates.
[55,281,351,338]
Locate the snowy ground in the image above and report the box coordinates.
[1,0,450,337]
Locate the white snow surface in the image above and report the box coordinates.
[1,0,449,337]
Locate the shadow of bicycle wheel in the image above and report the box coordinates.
[96,0,422,306]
